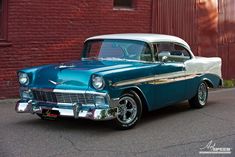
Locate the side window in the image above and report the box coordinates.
[141,45,152,61]
[155,43,191,63]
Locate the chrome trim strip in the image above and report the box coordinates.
[112,72,202,87]
[85,91,107,96]
[112,71,184,87]
[35,100,95,107]
[148,74,201,85]
[31,88,107,96]
[39,88,85,94]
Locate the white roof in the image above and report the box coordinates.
[86,33,191,50]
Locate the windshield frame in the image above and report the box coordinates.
[82,39,154,62]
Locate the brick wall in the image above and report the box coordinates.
[0,0,152,99]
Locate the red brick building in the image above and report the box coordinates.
[0,0,234,99]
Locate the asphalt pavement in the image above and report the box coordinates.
[0,88,234,157]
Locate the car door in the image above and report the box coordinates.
[147,42,191,110]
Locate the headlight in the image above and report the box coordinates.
[92,75,105,90]
[19,73,29,85]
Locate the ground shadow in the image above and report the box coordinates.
[139,100,218,125]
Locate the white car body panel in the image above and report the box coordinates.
[185,57,222,77]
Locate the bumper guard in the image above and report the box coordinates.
[15,100,118,120]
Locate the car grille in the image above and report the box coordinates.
[32,90,95,104]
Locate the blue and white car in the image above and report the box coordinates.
[16,34,222,129]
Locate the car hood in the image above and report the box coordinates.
[26,60,156,90]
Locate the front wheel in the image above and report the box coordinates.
[189,81,208,108]
[111,90,142,130]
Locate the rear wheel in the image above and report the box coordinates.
[112,90,142,130]
[189,81,208,108]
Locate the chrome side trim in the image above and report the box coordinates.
[148,74,201,85]
[112,72,202,87]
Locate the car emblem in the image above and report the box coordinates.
[49,80,64,85]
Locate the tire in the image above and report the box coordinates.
[111,90,142,130]
[189,81,208,108]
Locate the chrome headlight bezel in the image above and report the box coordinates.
[19,73,29,85]
[92,75,105,90]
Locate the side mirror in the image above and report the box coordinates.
[161,56,168,63]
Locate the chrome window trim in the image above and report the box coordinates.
[152,41,194,62]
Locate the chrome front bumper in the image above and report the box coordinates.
[15,100,118,120]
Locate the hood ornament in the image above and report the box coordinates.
[57,63,75,69]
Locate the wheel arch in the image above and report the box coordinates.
[121,86,149,112]
[202,78,214,88]
[202,76,222,88]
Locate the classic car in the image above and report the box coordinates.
[15,34,222,129]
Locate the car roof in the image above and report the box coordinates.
[86,33,191,50]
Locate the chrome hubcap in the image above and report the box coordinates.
[198,83,207,105]
[117,96,137,124]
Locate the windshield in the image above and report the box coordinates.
[82,39,152,62]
